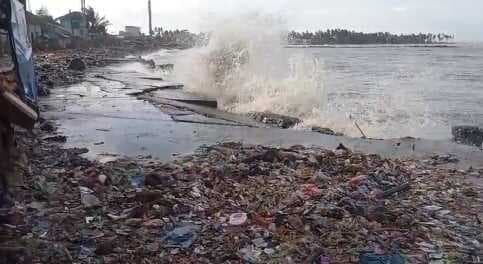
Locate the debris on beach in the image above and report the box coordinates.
[1,126,481,263]
[312,126,345,136]
[248,111,302,128]
[452,125,483,148]
[68,58,87,71]
[34,44,172,95]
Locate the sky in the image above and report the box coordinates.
[29,0,483,41]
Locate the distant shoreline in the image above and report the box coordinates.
[285,44,458,48]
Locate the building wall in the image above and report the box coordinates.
[124,26,141,37]
[28,24,42,42]
[59,16,88,39]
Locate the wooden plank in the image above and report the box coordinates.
[0,91,38,129]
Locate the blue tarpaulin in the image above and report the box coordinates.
[10,0,37,103]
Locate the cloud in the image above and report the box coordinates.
[30,0,483,41]
[392,7,408,12]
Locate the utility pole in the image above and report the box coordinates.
[148,0,153,36]
[81,0,86,13]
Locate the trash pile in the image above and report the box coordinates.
[1,127,482,263]
[34,49,128,94]
[33,40,186,96]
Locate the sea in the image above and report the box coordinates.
[149,43,483,140]
[303,44,483,139]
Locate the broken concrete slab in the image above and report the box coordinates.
[248,112,302,129]
[151,90,217,108]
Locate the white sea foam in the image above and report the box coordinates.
[168,13,454,139]
[173,13,329,129]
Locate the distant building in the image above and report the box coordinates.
[120,26,142,38]
[56,11,89,39]
[26,12,43,41]
[26,12,72,49]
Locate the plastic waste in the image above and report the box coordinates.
[129,168,145,188]
[162,224,200,248]
[229,212,248,226]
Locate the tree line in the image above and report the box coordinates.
[153,27,208,47]
[287,29,455,45]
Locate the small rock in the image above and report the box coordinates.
[68,58,87,71]
[248,112,301,129]
[312,126,336,135]
[336,143,349,152]
[43,135,67,143]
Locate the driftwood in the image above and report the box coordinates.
[354,121,367,139]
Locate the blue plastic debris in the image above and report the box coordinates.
[360,253,405,264]
[162,224,200,248]
[129,168,145,188]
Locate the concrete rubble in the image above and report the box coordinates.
[248,112,302,129]
[0,121,481,263]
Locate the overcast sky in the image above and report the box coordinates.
[29,0,483,41]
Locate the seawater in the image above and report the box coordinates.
[147,23,483,140]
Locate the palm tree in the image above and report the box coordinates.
[84,6,110,34]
